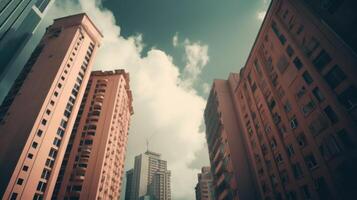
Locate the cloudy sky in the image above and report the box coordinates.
[35,0,270,199]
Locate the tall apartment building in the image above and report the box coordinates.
[0,13,102,200]
[125,151,171,200]
[205,0,357,199]
[204,78,260,200]
[195,167,214,200]
[52,70,134,200]
[0,0,54,102]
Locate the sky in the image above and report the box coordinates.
[35,0,270,199]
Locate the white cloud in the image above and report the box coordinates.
[257,10,267,21]
[172,32,179,47]
[202,83,211,95]
[43,0,209,199]
[181,39,209,87]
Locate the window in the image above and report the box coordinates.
[54,91,58,97]
[45,159,55,168]
[305,154,318,170]
[41,169,51,180]
[37,130,43,137]
[312,87,325,102]
[286,45,294,57]
[33,193,43,200]
[283,101,291,113]
[57,128,65,137]
[304,37,320,57]
[10,193,17,200]
[53,138,61,147]
[61,76,65,81]
[290,116,298,129]
[302,71,313,85]
[72,185,82,192]
[286,144,295,157]
[60,119,67,129]
[302,100,316,116]
[324,65,346,89]
[251,83,257,92]
[296,86,306,99]
[84,140,93,145]
[28,153,33,159]
[271,21,286,45]
[46,109,51,115]
[297,133,307,148]
[280,170,289,185]
[37,181,47,192]
[17,178,24,185]
[22,165,29,171]
[32,142,38,149]
[276,153,283,164]
[293,57,303,70]
[49,148,58,159]
[308,114,329,136]
[58,83,62,88]
[50,100,55,105]
[313,50,332,72]
[324,106,339,124]
[320,135,341,160]
[270,137,277,149]
[41,119,47,125]
[338,86,357,110]
[292,163,303,179]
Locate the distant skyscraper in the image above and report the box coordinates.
[195,167,214,200]
[0,13,102,199]
[205,0,357,199]
[53,70,134,200]
[126,151,171,200]
[0,0,54,102]
[125,169,134,200]
[204,78,260,200]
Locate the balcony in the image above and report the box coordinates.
[215,160,223,175]
[213,144,225,163]
[95,95,104,102]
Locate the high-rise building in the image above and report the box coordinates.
[0,13,102,200]
[125,169,134,200]
[0,0,54,102]
[205,0,357,199]
[204,77,260,200]
[52,70,134,200]
[125,151,171,200]
[195,167,214,200]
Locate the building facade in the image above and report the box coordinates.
[0,0,54,102]
[52,70,134,200]
[195,167,214,200]
[205,0,357,199]
[126,151,171,200]
[204,78,260,200]
[0,13,102,200]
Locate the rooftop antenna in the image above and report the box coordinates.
[146,138,149,152]
[146,131,158,153]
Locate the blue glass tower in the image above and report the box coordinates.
[0,0,54,102]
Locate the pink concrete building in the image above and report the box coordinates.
[205,0,357,199]
[204,78,260,200]
[0,13,102,200]
[52,70,133,200]
[195,167,214,200]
